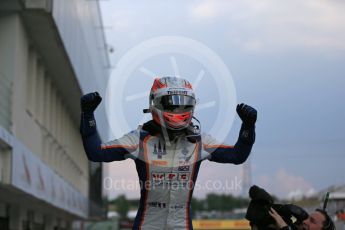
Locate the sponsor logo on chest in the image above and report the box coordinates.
[151,172,190,182]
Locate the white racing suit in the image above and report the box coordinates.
[80,113,255,230]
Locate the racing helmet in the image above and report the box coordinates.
[149,77,196,130]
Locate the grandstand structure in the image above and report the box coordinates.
[0,0,110,229]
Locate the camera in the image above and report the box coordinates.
[245,185,309,230]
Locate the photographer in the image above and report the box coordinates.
[270,207,335,230]
[246,185,335,230]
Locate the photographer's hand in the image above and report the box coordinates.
[269,207,289,230]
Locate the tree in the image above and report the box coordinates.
[116,195,130,220]
[191,193,250,213]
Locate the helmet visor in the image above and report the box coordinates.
[154,95,196,113]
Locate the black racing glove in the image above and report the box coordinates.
[236,103,257,126]
[81,92,102,113]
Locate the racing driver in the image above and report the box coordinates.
[80,76,257,230]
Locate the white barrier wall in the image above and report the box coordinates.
[11,133,88,218]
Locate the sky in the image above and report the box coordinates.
[99,0,345,200]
